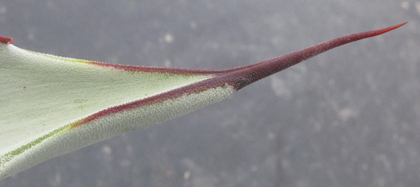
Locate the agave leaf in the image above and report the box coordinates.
[0,23,405,180]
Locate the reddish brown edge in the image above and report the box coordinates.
[61,22,406,127]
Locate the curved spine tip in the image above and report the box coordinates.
[368,22,407,36]
[226,22,407,90]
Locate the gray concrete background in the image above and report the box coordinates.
[0,0,418,186]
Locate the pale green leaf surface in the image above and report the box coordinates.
[0,22,405,180]
[0,43,235,179]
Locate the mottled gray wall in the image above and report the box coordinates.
[0,1,418,186]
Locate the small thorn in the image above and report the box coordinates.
[0,36,14,44]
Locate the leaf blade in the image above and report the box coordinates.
[0,23,406,180]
